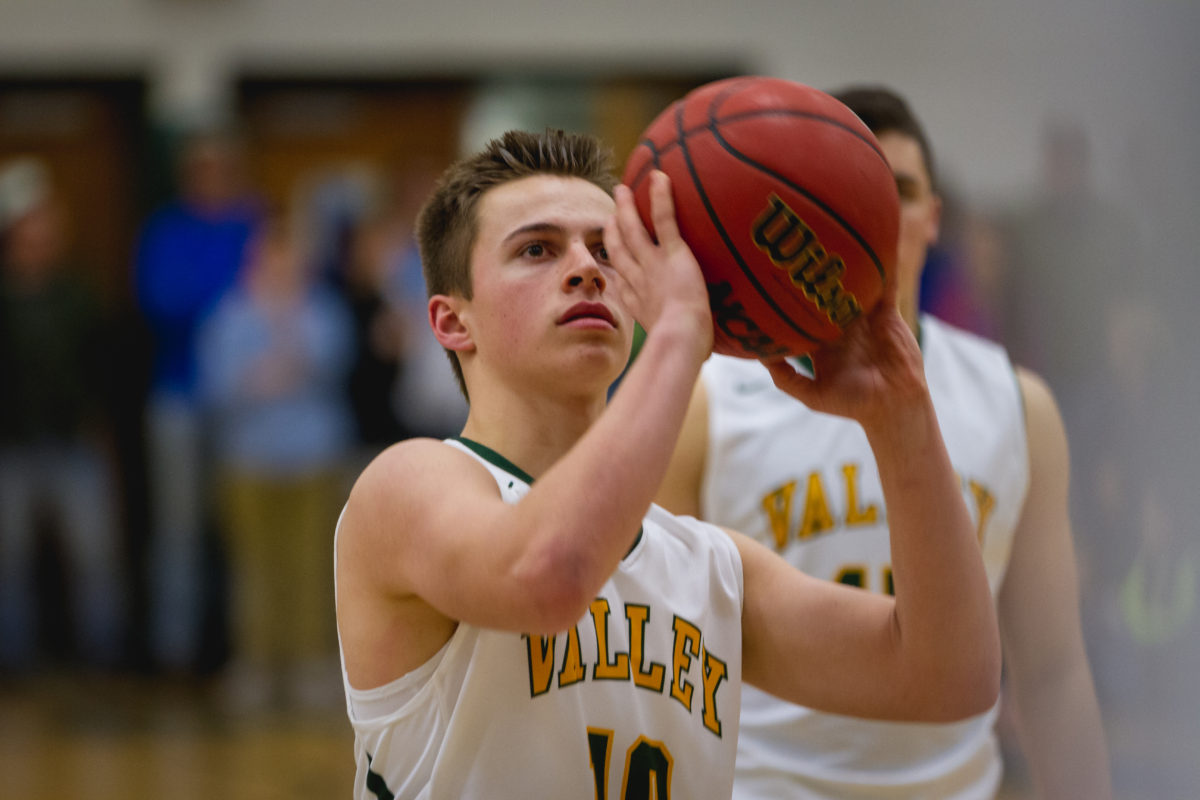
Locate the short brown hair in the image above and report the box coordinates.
[830,85,937,192]
[416,129,617,398]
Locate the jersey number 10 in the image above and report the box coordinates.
[588,728,673,799]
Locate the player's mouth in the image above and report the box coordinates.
[558,301,617,329]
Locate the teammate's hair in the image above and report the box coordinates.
[416,128,617,398]
[831,85,937,192]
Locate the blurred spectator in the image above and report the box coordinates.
[999,117,1140,408]
[918,182,1004,340]
[197,211,355,709]
[0,157,127,672]
[344,201,410,457]
[133,129,264,672]
[295,165,375,292]
[289,164,410,460]
[1074,297,1200,795]
[998,119,1143,681]
[353,160,466,443]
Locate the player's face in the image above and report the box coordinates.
[878,131,941,314]
[464,174,631,393]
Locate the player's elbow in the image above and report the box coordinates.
[520,590,591,637]
[930,670,1000,722]
[510,544,597,635]
[964,625,1004,716]
[916,644,1002,722]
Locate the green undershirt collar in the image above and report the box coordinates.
[455,436,644,558]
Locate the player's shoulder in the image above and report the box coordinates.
[921,314,1008,356]
[921,314,1019,383]
[345,437,498,528]
[358,435,462,481]
[1012,365,1061,423]
[923,315,1059,422]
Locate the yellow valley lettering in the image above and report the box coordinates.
[524,599,728,737]
[759,462,996,547]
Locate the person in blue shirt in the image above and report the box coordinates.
[133,130,263,671]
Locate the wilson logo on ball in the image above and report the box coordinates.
[752,194,862,327]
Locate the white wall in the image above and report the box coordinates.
[2,0,1197,207]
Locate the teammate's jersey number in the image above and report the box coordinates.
[588,728,673,799]
[835,564,894,595]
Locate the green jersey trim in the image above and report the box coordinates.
[453,436,644,558]
[455,436,536,485]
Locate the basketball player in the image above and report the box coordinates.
[656,88,1111,798]
[334,129,1000,798]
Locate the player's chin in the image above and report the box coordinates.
[563,338,629,381]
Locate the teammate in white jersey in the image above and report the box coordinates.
[657,88,1111,799]
[334,128,1000,799]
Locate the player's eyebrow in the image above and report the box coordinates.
[502,222,605,245]
[503,222,562,245]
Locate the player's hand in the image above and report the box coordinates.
[762,291,926,431]
[605,171,713,360]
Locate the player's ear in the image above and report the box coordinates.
[429,294,475,353]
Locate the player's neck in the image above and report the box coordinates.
[459,383,607,480]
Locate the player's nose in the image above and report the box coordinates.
[562,243,606,293]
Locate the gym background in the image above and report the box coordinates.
[0,2,1196,798]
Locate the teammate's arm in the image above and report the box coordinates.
[737,295,1001,722]
[997,369,1112,798]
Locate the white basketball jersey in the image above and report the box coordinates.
[337,437,746,799]
[701,315,1029,800]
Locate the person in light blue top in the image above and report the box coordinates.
[198,211,354,709]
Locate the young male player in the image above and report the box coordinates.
[334,128,1000,799]
[656,88,1111,798]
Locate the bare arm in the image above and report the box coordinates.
[739,293,1001,722]
[998,368,1112,798]
[655,377,709,517]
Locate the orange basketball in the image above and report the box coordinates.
[622,76,899,358]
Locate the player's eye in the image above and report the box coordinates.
[894,176,922,202]
[593,244,610,264]
[520,241,548,258]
